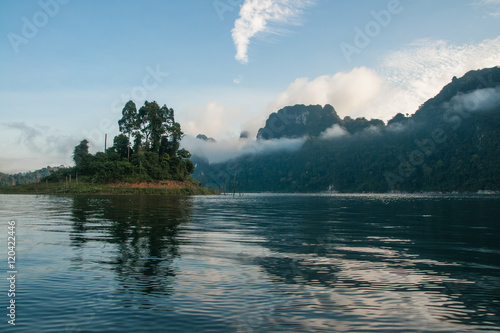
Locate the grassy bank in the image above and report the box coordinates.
[0,180,217,195]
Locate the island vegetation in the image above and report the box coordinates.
[0,100,214,195]
[2,67,500,195]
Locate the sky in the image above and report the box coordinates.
[1,0,500,173]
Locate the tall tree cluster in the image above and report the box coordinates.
[68,100,194,183]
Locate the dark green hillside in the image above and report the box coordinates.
[0,167,60,188]
[194,67,500,193]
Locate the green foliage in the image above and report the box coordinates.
[257,104,342,140]
[194,67,500,193]
[73,139,91,173]
[0,167,60,188]
[61,100,194,184]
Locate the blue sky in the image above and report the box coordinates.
[1,0,500,173]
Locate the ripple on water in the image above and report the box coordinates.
[1,193,499,332]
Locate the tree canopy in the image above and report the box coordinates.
[48,100,194,184]
[194,67,500,193]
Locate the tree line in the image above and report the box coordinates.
[193,67,500,193]
[46,101,194,184]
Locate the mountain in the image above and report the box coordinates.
[196,134,216,142]
[256,104,385,140]
[0,167,61,188]
[257,104,341,139]
[193,66,500,193]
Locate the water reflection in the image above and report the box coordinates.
[227,194,500,331]
[15,193,499,332]
[69,195,193,298]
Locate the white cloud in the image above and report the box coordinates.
[0,122,79,173]
[320,124,348,140]
[181,135,305,164]
[181,102,250,139]
[266,37,500,122]
[232,0,311,63]
[474,0,500,17]
[379,37,500,117]
[233,75,243,84]
[445,87,500,114]
[266,67,389,120]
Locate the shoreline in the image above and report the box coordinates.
[0,180,217,196]
[1,181,498,197]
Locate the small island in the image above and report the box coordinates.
[0,100,215,195]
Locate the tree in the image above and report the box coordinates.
[118,100,138,161]
[136,101,174,153]
[67,100,195,184]
[73,140,92,173]
[73,139,90,171]
[112,134,130,160]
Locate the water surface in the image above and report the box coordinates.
[1,193,499,332]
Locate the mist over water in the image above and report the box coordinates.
[1,193,499,332]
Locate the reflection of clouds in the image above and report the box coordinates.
[61,194,500,331]
[249,235,483,331]
[253,253,468,331]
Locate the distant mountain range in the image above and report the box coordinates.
[193,66,500,193]
[0,166,62,188]
[4,67,499,193]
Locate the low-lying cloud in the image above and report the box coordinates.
[445,86,500,114]
[181,135,305,164]
[1,122,79,172]
[267,67,388,120]
[181,102,249,140]
[266,37,500,123]
[4,122,44,152]
[320,124,349,139]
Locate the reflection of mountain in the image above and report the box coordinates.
[70,195,193,296]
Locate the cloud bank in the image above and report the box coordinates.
[181,102,251,140]
[0,122,79,172]
[320,124,349,140]
[266,37,500,122]
[232,0,310,63]
[266,67,388,120]
[445,87,500,114]
[181,135,305,164]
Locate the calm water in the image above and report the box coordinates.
[1,193,499,332]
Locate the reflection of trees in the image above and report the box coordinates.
[70,195,193,296]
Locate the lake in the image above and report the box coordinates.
[1,193,499,332]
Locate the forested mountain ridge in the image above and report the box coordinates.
[256,104,385,140]
[193,66,500,193]
[0,167,60,188]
